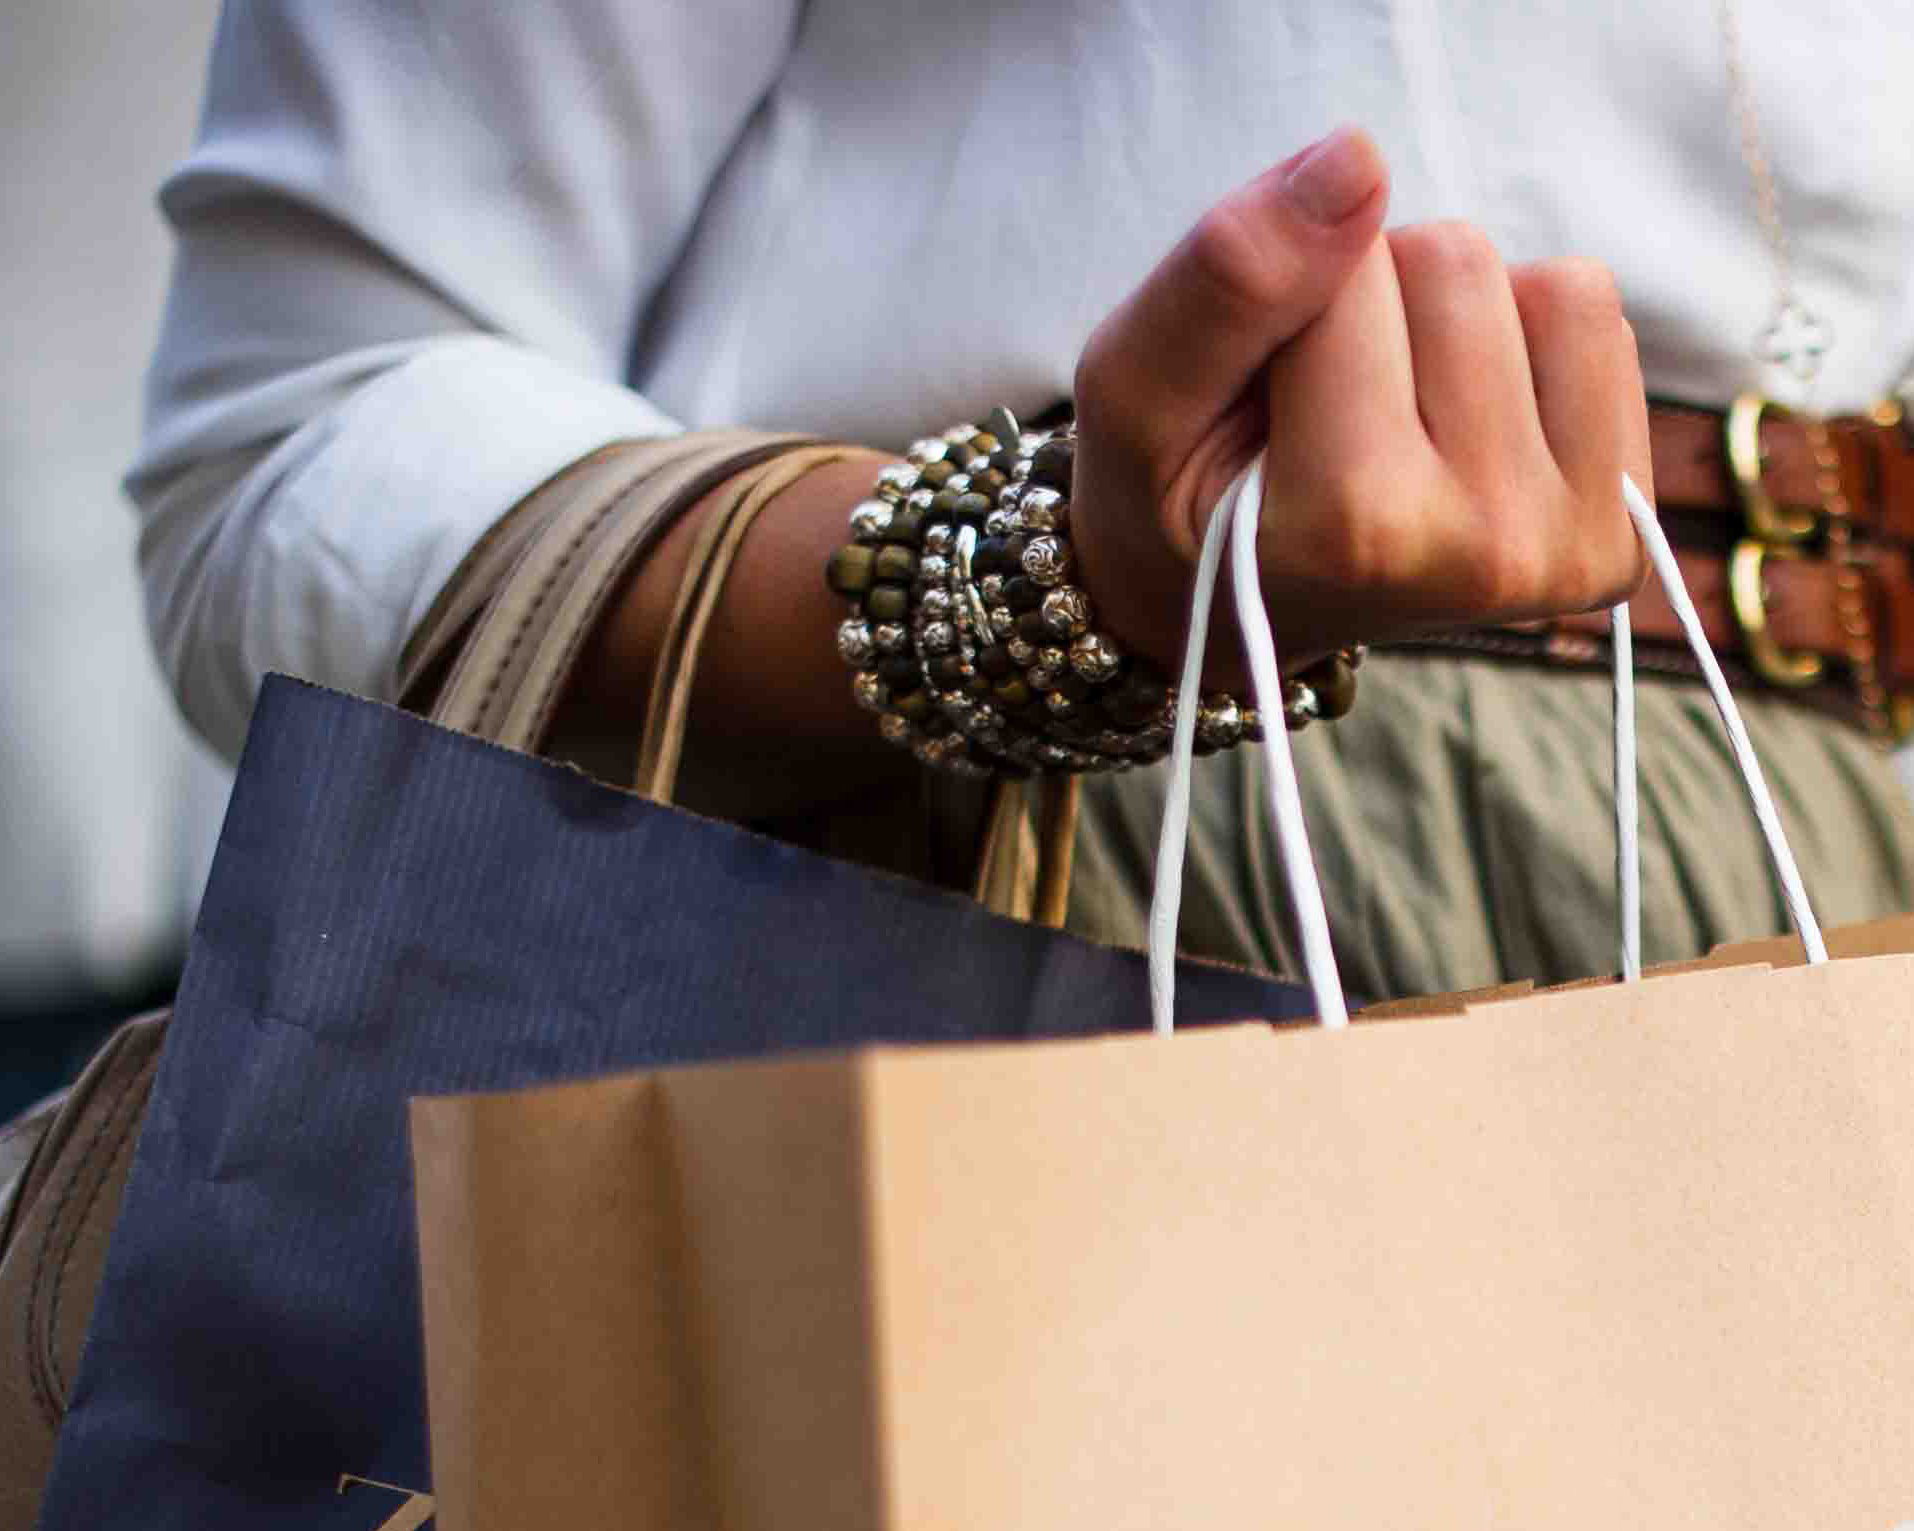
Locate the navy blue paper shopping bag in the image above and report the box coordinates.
[38,676,1311,1528]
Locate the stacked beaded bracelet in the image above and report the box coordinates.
[826,409,1362,775]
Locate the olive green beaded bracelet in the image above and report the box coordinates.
[827,409,1360,775]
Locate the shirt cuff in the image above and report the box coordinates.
[137,334,680,759]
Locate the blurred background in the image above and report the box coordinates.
[1,0,231,1116]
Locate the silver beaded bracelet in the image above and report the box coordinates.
[826,409,1360,776]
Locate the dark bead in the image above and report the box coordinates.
[953,492,993,525]
[825,544,877,597]
[1031,437,1075,490]
[1005,576,1042,612]
[969,467,1009,500]
[1313,656,1359,719]
[978,643,1015,680]
[944,440,981,469]
[893,688,933,722]
[884,506,926,545]
[1055,674,1092,704]
[990,448,1020,476]
[965,675,993,697]
[930,488,966,519]
[919,460,958,490]
[1106,689,1166,728]
[878,656,920,689]
[866,585,910,623]
[930,655,968,688]
[873,545,917,583]
[993,677,1033,708]
[1015,610,1049,645]
[1000,533,1029,567]
[975,537,1011,577]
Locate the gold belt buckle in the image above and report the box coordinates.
[1726,392,1826,688]
[1725,392,1817,544]
[1727,539,1825,689]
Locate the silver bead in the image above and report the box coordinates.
[1028,647,1069,690]
[1197,697,1245,749]
[921,523,954,556]
[879,713,914,746]
[990,605,1016,640]
[1036,743,1074,769]
[984,509,1015,538]
[906,437,950,466]
[979,573,1006,605]
[921,621,957,655]
[872,622,909,655]
[1043,690,1077,719]
[945,754,995,780]
[943,423,980,444]
[1065,751,1096,773]
[1017,487,1064,532]
[1070,632,1123,684]
[1283,682,1323,727]
[1010,457,1032,481]
[918,554,950,585]
[1006,637,1038,666]
[874,463,919,503]
[852,671,890,712]
[995,482,1023,514]
[1021,535,1073,588]
[1041,586,1092,639]
[836,620,876,667]
[907,487,937,515]
[919,587,953,623]
[850,500,893,541]
[1017,432,1048,456]
[942,473,972,496]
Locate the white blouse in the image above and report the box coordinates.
[132,0,1914,758]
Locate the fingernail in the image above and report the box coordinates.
[1282,126,1378,225]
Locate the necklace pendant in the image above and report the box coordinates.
[1755,297,1833,385]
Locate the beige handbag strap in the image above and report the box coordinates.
[482,434,811,753]
[408,440,690,719]
[421,431,807,747]
[632,445,855,799]
[973,776,1080,928]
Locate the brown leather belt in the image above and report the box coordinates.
[1396,394,1914,738]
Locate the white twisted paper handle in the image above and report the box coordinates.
[1150,464,1828,1034]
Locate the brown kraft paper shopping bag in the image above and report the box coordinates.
[409,475,1914,1526]
[411,947,1914,1529]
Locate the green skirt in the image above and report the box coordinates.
[1067,653,1914,1000]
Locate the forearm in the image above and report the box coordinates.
[570,447,917,821]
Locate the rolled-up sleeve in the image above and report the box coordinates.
[129,0,798,757]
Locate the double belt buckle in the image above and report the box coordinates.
[1724,393,1825,689]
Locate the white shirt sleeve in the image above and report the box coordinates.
[130,0,799,758]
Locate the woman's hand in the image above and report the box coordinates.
[1070,126,1651,679]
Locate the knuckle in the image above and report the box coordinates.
[1184,200,1292,314]
[1391,220,1504,290]
[1511,257,1626,331]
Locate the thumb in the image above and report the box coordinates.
[1076,126,1388,468]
